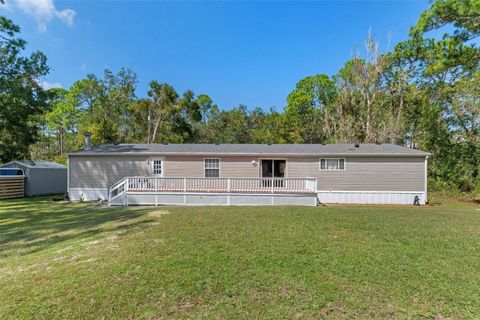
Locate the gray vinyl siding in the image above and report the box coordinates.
[164,156,204,177]
[164,156,259,178]
[69,156,149,188]
[219,157,259,177]
[288,157,425,191]
[69,155,260,188]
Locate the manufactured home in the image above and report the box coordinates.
[67,139,429,206]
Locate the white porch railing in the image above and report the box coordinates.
[109,177,317,201]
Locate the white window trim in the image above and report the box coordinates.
[319,158,346,171]
[150,157,164,177]
[204,158,220,178]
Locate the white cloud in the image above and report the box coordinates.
[8,0,76,32]
[38,80,63,90]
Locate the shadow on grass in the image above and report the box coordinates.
[0,196,153,257]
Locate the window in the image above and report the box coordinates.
[320,158,345,170]
[205,158,220,177]
[150,158,163,176]
[153,160,162,175]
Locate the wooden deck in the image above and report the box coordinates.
[108,177,318,206]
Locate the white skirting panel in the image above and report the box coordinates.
[317,191,426,205]
[69,188,108,201]
[110,192,318,207]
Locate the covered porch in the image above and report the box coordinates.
[108,177,318,206]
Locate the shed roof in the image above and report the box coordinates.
[1,160,67,169]
[67,143,429,157]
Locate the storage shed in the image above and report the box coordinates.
[0,160,67,196]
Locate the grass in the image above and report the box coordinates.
[1,196,479,319]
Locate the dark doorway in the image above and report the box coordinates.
[261,159,286,187]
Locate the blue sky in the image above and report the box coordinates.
[1,1,429,110]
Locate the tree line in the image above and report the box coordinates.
[1,0,479,196]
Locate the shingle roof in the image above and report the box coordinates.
[1,160,67,169]
[67,143,429,156]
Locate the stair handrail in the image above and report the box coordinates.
[108,177,128,202]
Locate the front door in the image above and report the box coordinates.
[261,159,286,187]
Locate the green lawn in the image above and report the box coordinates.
[1,196,479,319]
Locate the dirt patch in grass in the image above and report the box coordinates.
[148,210,171,218]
